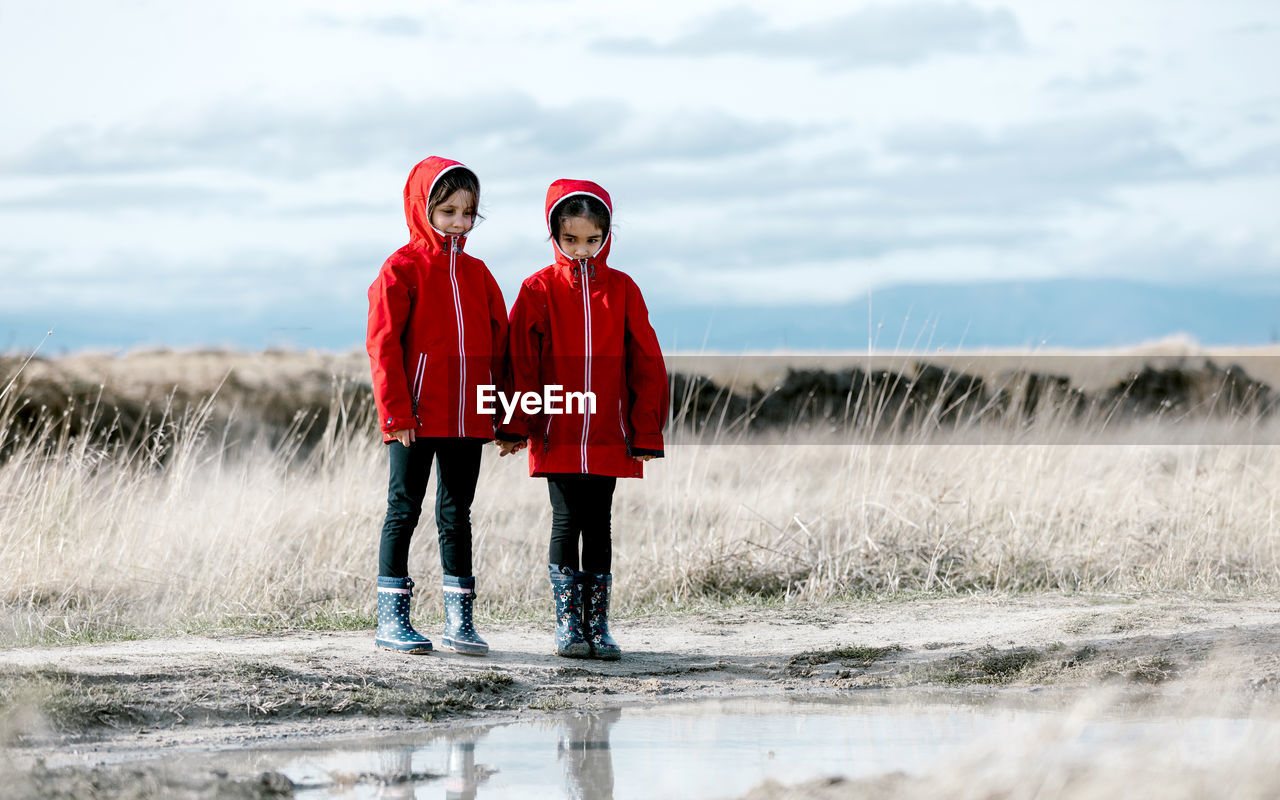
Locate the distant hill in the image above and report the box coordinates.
[4,278,1277,354]
[650,279,1280,352]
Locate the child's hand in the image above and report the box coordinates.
[390,428,416,447]
[633,455,654,462]
[496,439,526,457]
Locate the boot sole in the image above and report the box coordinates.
[441,638,489,656]
[375,641,432,654]
[556,644,592,658]
[590,650,622,661]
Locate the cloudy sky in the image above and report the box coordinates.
[2,0,1278,351]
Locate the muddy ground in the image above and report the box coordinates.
[3,594,1280,797]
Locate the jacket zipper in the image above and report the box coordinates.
[579,259,592,472]
[448,236,466,437]
[411,353,426,416]
[618,397,628,450]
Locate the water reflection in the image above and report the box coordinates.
[558,709,619,800]
[368,714,619,799]
[368,730,491,799]
[139,693,1277,799]
[444,732,481,800]
[374,747,413,800]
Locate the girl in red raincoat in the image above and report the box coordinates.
[497,179,668,660]
[366,156,508,656]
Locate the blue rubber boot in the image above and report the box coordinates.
[583,572,622,660]
[441,575,489,656]
[375,576,432,654]
[549,565,590,658]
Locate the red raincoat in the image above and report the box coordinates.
[502,179,668,478]
[367,157,509,441]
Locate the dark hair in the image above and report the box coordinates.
[550,194,610,238]
[428,166,482,221]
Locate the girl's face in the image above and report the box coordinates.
[430,189,477,235]
[557,215,605,259]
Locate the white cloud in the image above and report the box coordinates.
[599,2,1025,69]
[1045,66,1143,95]
[0,94,802,180]
[307,12,427,37]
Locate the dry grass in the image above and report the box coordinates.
[2,351,1280,645]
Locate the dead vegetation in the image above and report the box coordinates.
[2,350,1280,646]
[788,644,903,669]
[0,660,520,739]
[3,349,1277,463]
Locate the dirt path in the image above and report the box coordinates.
[5,594,1280,767]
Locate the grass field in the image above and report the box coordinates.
[2,348,1279,646]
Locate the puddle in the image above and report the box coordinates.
[50,693,1280,798]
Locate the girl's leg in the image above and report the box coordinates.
[547,477,590,658]
[576,476,620,660]
[434,439,488,655]
[375,439,437,654]
[577,477,617,575]
[378,440,437,577]
[547,477,583,570]
[433,439,484,578]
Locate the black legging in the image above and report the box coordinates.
[547,475,617,574]
[378,438,484,578]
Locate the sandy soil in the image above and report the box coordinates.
[5,594,1280,768]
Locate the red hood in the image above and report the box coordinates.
[546,179,612,274]
[403,156,471,253]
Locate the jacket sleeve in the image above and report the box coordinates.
[623,275,669,455]
[498,280,547,441]
[366,262,416,434]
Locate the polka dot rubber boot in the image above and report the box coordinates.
[583,572,621,660]
[549,564,591,658]
[375,576,433,654]
[441,575,489,656]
